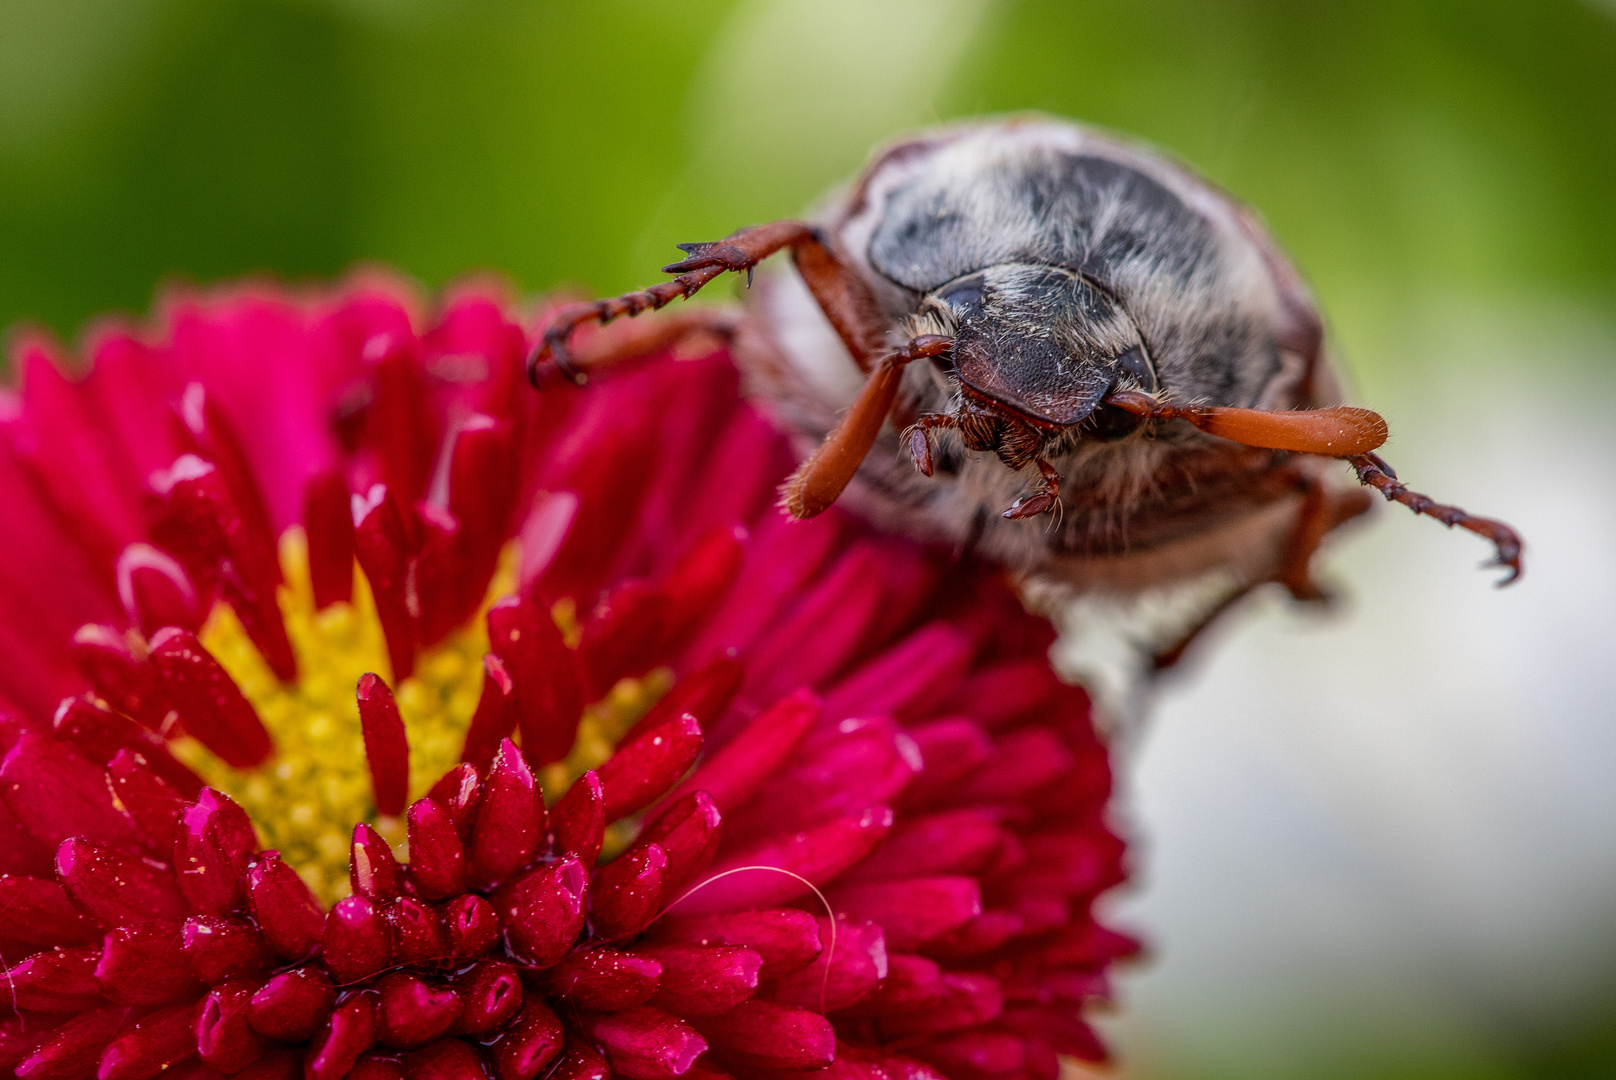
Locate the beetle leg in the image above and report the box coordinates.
[1003,459,1063,520]
[1348,452,1523,585]
[530,304,741,388]
[530,219,887,386]
[904,414,956,477]
[780,335,954,518]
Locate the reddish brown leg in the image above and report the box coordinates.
[906,414,957,477]
[564,305,740,372]
[1348,452,1523,585]
[780,335,954,518]
[529,220,887,386]
[1004,460,1063,520]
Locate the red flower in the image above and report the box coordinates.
[0,276,1135,1080]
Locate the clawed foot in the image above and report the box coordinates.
[1003,490,1059,519]
[1003,459,1063,520]
[663,242,756,283]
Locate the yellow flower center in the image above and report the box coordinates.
[175,530,670,902]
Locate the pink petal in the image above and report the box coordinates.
[542,1041,608,1080]
[400,1038,486,1080]
[148,455,294,683]
[675,806,893,913]
[53,698,202,799]
[549,771,603,868]
[617,654,743,751]
[303,992,378,1080]
[70,625,173,732]
[655,525,748,652]
[576,1007,705,1080]
[724,716,918,842]
[493,856,586,969]
[577,580,669,698]
[838,809,1008,884]
[458,656,516,773]
[96,999,200,1080]
[741,542,893,704]
[0,874,98,947]
[588,843,667,941]
[896,718,994,809]
[908,1031,1024,1078]
[469,740,543,887]
[95,921,200,1005]
[450,961,525,1035]
[868,972,1003,1038]
[244,851,323,960]
[351,485,418,682]
[323,896,393,984]
[196,979,269,1073]
[826,877,982,951]
[485,597,584,769]
[664,688,816,815]
[173,789,256,915]
[487,1000,563,1080]
[636,792,721,891]
[56,837,187,925]
[949,728,1077,806]
[426,764,481,836]
[444,415,519,631]
[595,714,702,824]
[350,822,403,901]
[405,798,467,900]
[357,674,410,818]
[444,894,499,959]
[303,470,355,610]
[4,945,105,1012]
[839,953,945,1016]
[644,908,821,978]
[543,948,661,1012]
[772,916,887,1012]
[248,967,335,1042]
[636,944,760,1018]
[376,972,463,1050]
[689,999,833,1071]
[819,622,976,723]
[107,750,190,849]
[4,733,140,850]
[387,897,450,967]
[148,629,274,769]
[182,915,273,984]
[14,1006,128,1080]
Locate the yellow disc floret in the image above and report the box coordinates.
[175,529,670,903]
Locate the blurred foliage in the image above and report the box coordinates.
[0,2,1613,1072]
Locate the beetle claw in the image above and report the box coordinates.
[1003,491,1058,519]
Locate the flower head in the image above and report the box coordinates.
[0,277,1134,1080]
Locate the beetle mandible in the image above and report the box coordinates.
[527,117,1522,670]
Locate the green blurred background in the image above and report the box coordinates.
[4,1,1615,1078]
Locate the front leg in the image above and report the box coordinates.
[1004,459,1063,520]
[529,220,887,386]
[780,335,954,518]
[1348,452,1523,584]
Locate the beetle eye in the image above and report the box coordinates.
[934,274,987,318]
[1115,345,1157,392]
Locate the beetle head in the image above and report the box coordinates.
[930,263,1153,429]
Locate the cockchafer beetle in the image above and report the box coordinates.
[528,117,1522,671]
